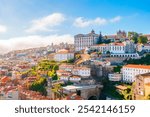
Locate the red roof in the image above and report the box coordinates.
[0,76,10,83]
[123,64,150,69]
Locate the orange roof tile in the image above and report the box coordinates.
[0,76,10,83]
[123,64,150,69]
[70,75,81,78]
[111,43,125,46]
[145,83,150,87]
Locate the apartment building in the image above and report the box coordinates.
[54,49,74,62]
[133,73,150,100]
[122,64,150,83]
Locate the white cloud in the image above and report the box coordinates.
[0,34,73,54]
[73,17,107,28]
[26,13,65,33]
[110,16,122,23]
[74,16,122,28]
[0,25,7,33]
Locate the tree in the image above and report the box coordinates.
[106,51,111,57]
[128,32,139,43]
[97,52,102,57]
[52,74,59,80]
[106,51,110,54]
[113,66,122,73]
[138,36,148,44]
[29,77,47,96]
[124,54,150,65]
[53,65,59,71]
[48,70,55,77]
[67,58,75,63]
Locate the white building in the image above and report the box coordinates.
[59,64,74,72]
[138,44,150,52]
[110,53,139,58]
[108,73,122,81]
[122,64,150,83]
[69,76,81,83]
[74,30,99,51]
[90,42,126,54]
[109,43,126,54]
[54,49,74,62]
[59,75,70,82]
[72,67,91,77]
[143,44,150,52]
[123,40,136,53]
[0,87,19,100]
[90,42,135,54]
[90,42,138,58]
[56,70,72,76]
[5,90,19,100]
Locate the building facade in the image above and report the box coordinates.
[108,73,122,81]
[90,43,126,54]
[74,30,99,51]
[122,64,150,83]
[72,67,91,77]
[90,41,135,54]
[54,49,74,62]
[133,73,150,100]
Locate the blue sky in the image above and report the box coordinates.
[0,0,150,53]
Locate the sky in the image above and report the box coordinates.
[0,0,150,54]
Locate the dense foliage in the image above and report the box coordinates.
[124,54,150,65]
[27,60,60,95]
[113,66,122,73]
[128,32,148,44]
[29,77,47,96]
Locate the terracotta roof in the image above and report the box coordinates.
[111,43,125,46]
[59,75,70,77]
[145,83,150,87]
[70,75,81,78]
[57,70,71,73]
[0,76,10,83]
[123,64,150,69]
[73,67,90,70]
[90,52,97,55]
[56,49,72,54]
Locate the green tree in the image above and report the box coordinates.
[124,54,150,65]
[67,58,75,63]
[48,70,55,77]
[106,51,111,57]
[52,74,59,80]
[29,77,47,96]
[138,36,148,44]
[97,51,102,56]
[113,66,122,73]
[128,32,139,43]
